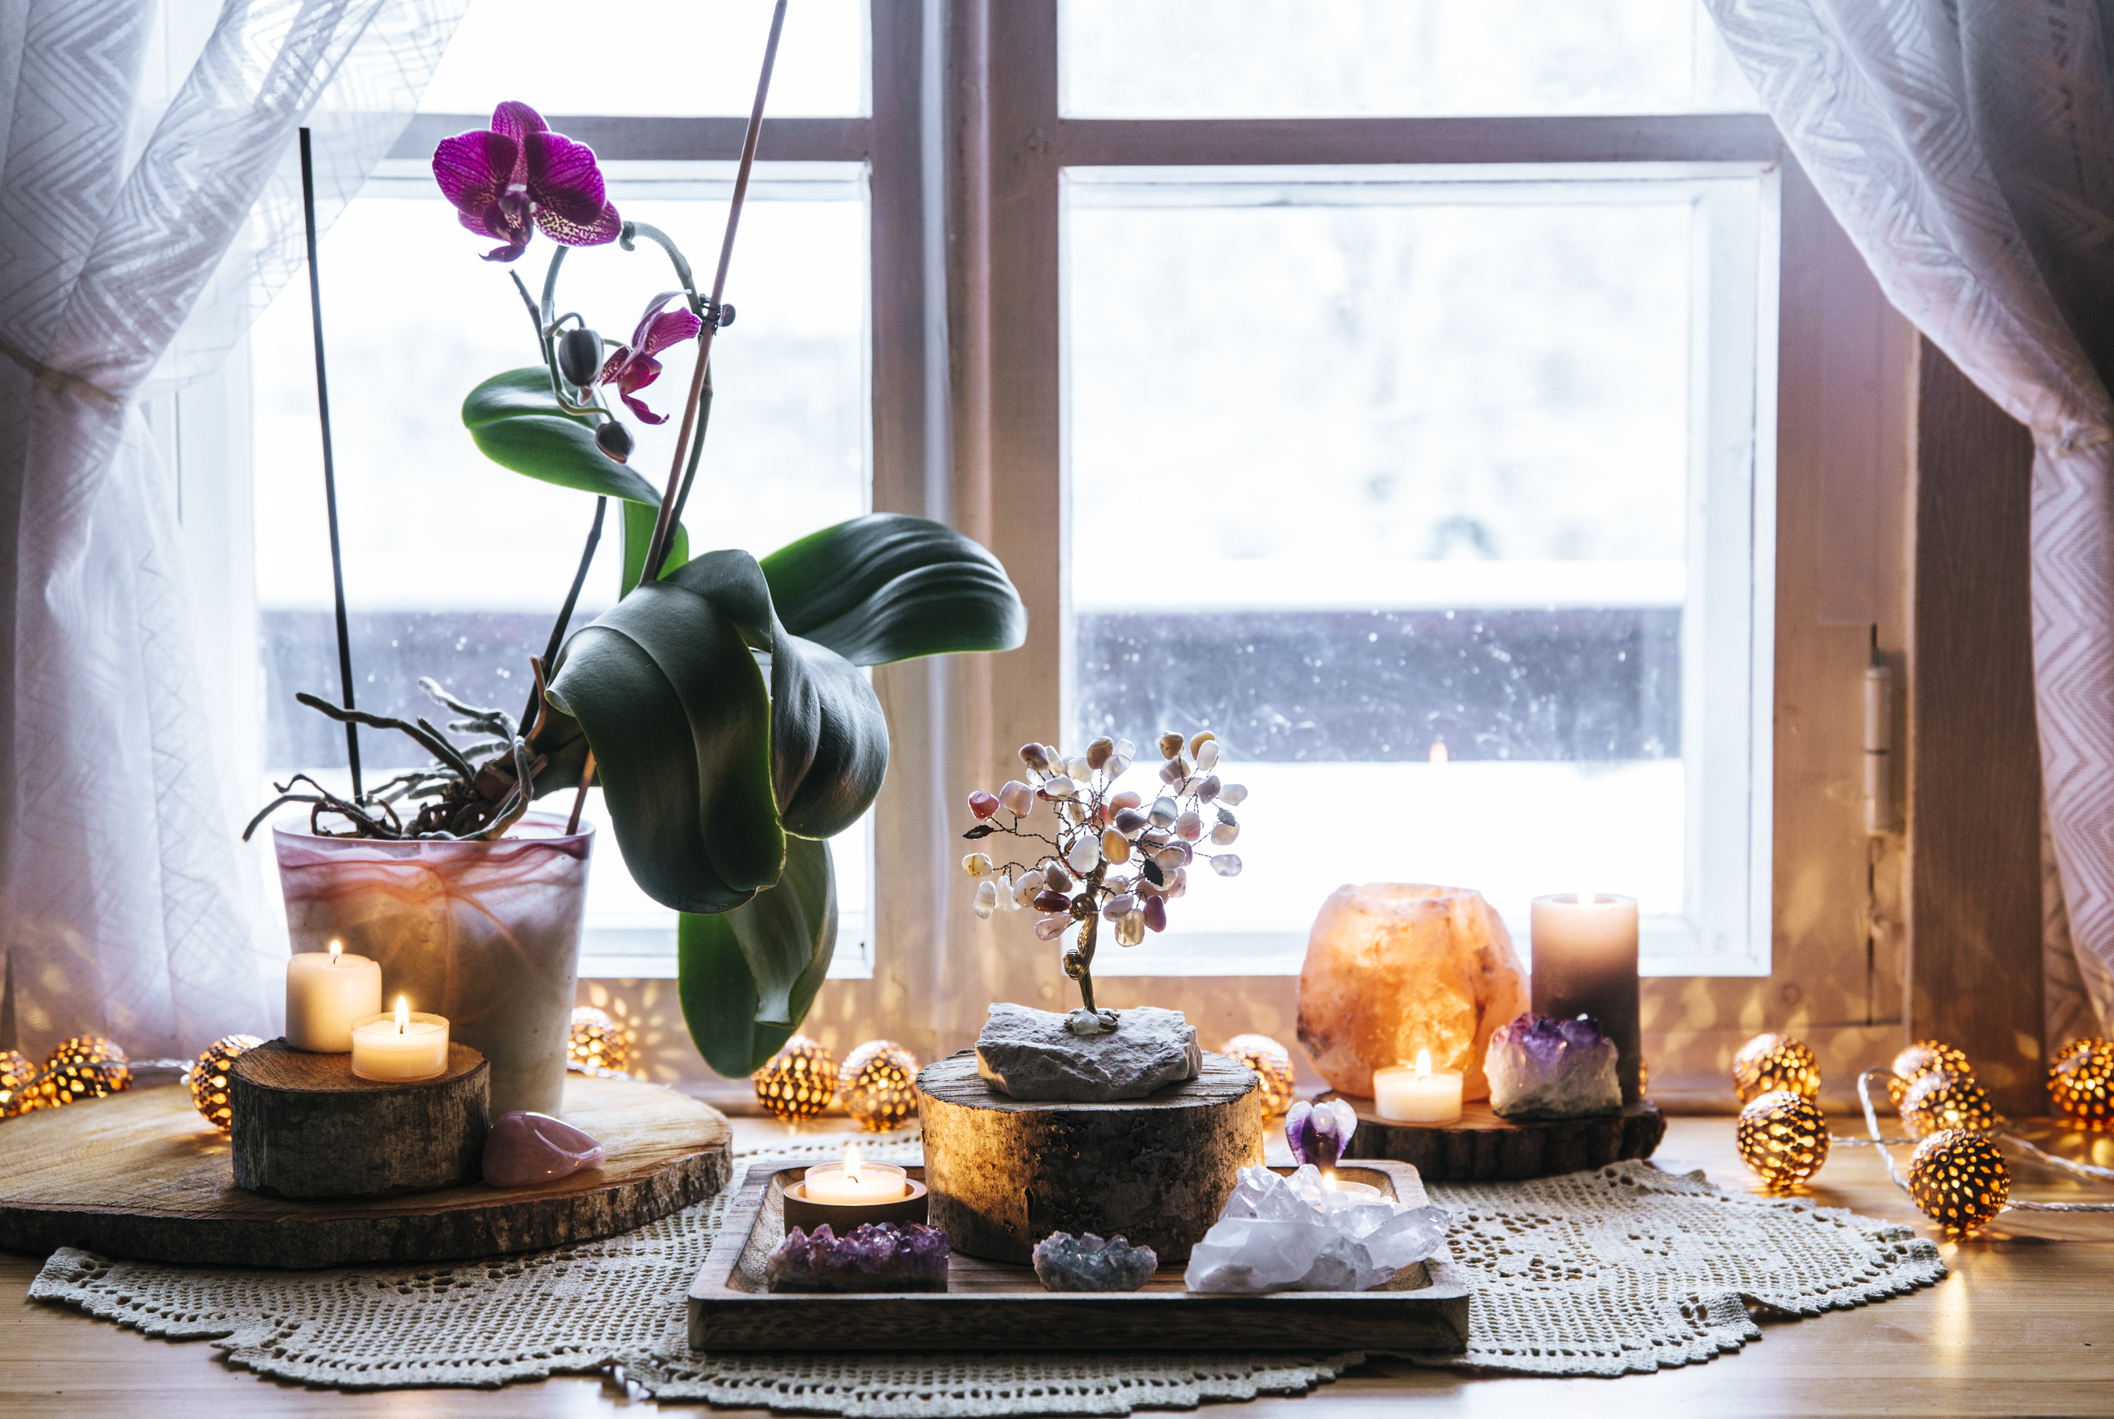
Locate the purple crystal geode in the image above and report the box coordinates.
[765,1222,950,1293]
[1284,1098,1358,1169]
[1485,1012,1621,1119]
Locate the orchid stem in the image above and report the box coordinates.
[523,495,607,730]
[640,0,786,584]
[565,748,596,836]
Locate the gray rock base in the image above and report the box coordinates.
[975,1003,1201,1102]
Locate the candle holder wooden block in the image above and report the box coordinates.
[231,1038,489,1199]
[916,1051,1263,1265]
[782,1173,931,1232]
[1331,1094,1666,1182]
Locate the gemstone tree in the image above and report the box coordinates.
[960,731,1251,1029]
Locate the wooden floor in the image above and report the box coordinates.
[4,1113,2112,1417]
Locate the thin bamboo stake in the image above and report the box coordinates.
[639,0,787,583]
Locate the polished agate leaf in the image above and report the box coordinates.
[765,1222,951,1293]
[1184,1165,1450,1294]
[482,1109,606,1187]
[1032,1231,1158,1292]
[1485,1012,1620,1120]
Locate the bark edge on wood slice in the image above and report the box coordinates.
[1331,1095,1666,1181]
[916,1050,1263,1265]
[0,1074,732,1268]
[231,1039,490,1199]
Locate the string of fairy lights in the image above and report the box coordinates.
[1733,1032,2114,1233]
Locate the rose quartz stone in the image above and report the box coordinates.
[482,1110,606,1188]
[1295,883,1528,1101]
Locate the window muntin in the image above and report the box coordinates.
[1063,165,1775,975]
[420,0,870,117]
[249,161,876,973]
[1060,0,1759,119]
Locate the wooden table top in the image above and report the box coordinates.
[4,1112,2111,1418]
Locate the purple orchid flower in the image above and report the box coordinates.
[432,101,620,263]
[597,293,703,424]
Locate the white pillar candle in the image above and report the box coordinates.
[285,940,382,1052]
[800,1144,911,1204]
[1373,1050,1463,1124]
[1530,891,1641,1104]
[350,996,451,1081]
[1320,1173,1385,1201]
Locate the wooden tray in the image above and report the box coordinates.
[688,1159,1471,1353]
[0,1074,731,1268]
[1332,1095,1666,1181]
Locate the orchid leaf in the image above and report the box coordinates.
[759,513,1027,666]
[462,368,662,505]
[544,579,783,914]
[620,499,688,598]
[677,836,836,1075]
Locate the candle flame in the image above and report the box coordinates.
[1322,1171,1337,1191]
[328,939,343,965]
[1415,1048,1432,1078]
[843,1142,862,1182]
[1429,740,1448,764]
[395,995,409,1035]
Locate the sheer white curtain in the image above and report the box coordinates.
[1704,0,2114,1043]
[0,0,466,1061]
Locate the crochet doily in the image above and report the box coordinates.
[30,1134,1944,1413]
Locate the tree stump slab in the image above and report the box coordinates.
[231,1039,490,1198]
[1332,1095,1666,1181]
[917,1050,1263,1265]
[0,1074,731,1268]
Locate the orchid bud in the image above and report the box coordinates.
[595,420,634,462]
[558,326,605,386]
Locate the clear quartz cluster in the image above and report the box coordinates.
[763,1222,951,1294]
[1183,1165,1451,1294]
[1032,1231,1159,1292]
[1484,1012,1621,1119]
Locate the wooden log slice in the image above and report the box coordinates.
[0,1073,731,1268]
[231,1039,489,1199]
[916,1050,1263,1265]
[1333,1096,1667,1181]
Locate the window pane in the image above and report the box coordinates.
[422,0,869,117]
[1064,167,1772,972]
[1061,0,1759,117]
[250,164,873,971]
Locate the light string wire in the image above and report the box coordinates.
[1853,1068,2114,1214]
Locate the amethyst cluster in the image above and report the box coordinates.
[1485,1013,1621,1120]
[1284,1098,1359,1170]
[764,1222,950,1294]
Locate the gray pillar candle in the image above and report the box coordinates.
[1529,892,1642,1105]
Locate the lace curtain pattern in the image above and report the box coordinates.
[1703,0,2114,1042]
[0,0,466,1060]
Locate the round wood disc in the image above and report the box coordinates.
[0,1073,731,1268]
[1331,1095,1666,1181]
[917,1050,1263,1264]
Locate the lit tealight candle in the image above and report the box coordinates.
[1320,1171,1384,1201]
[350,996,450,1082]
[1373,1049,1464,1124]
[799,1143,911,1205]
[285,939,383,1052]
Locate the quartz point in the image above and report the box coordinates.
[765,1222,951,1293]
[1484,1012,1621,1119]
[1032,1231,1158,1292]
[481,1109,606,1188]
[1184,1165,1451,1294]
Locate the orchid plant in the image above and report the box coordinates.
[258,97,1026,1077]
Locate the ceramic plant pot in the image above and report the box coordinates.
[274,812,593,1116]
